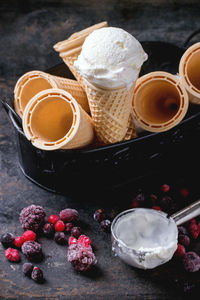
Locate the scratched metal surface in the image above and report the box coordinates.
[1,1,200,299]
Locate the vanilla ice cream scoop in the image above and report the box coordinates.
[74,27,148,89]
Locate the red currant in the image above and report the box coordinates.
[55,220,65,232]
[22,230,36,242]
[48,215,59,224]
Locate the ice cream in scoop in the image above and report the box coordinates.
[74,27,147,89]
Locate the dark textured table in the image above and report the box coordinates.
[1,1,200,299]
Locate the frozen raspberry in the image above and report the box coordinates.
[178,226,188,236]
[14,236,25,248]
[42,223,55,238]
[71,227,81,238]
[93,209,106,223]
[55,220,65,232]
[59,208,79,223]
[178,235,190,247]
[78,235,91,248]
[189,222,199,239]
[31,266,44,283]
[68,236,78,246]
[22,241,43,262]
[160,184,170,192]
[152,206,162,211]
[0,233,15,248]
[67,243,97,272]
[100,220,111,232]
[174,244,186,257]
[54,232,67,245]
[23,230,36,242]
[20,205,46,232]
[182,252,200,272]
[5,248,20,262]
[48,215,59,224]
[65,223,73,232]
[22,262,34,277]
[180,187,189,197]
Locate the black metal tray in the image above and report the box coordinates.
[2,40,200,195]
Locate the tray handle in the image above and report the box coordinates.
[183,28,200,48]
[1,99,24,136]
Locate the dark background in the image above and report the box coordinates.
[1,0,200,299]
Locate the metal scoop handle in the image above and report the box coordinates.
[171,199,200,226]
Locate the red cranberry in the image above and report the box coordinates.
[55,220,65,232]
[161,184,170,192]
[5,248,20,262]
[59,209,79,223]
[48,215,59,224]
[65,223,73,232]
[14,236,25,248]
[174,244,186,257]
[23,230,36,242]
[71,227,81,238]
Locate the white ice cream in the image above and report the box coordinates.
[112,208,178,269]
[74,27,148,89]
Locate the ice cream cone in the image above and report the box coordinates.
[124,114,137,141]
[179,42,200,104]
[83,79,136,144]
[14,70,89,117]
[132,71,189,132]
[22,88,94,150]
[53,22,108,87]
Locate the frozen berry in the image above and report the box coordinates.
[100,219,111,232]
[68,236,77,246]
[48,214,59,224]
[42,223,55,238]
[178,234,190,247]
[93,209,106,223]
[22,241,43,262]
[31,267,44,283]
[178,226,188,236]
[0,233,15,248]
[65,223,73,232]
[130,199,139,208]
[67,243,97,272]
[22,262,34,277]
[152,206,162,211]
[54,232,67,245]
[5,248,20,262]
[182,252,200,272]
[174,244,186,257]
[71,227,81,238]
[20,205,46,232]
[180,187,189,197]
[23,230,36,242]
[55,220,65,232]
[189,222,199,239]
[14,236,25,248]
[161,184,170,192]
[59,208,79,223]
[78,235,91,248]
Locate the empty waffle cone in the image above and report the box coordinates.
[179,42,200,104]
[53,22,108,87]
[132,71,189,132]
[84,80,137,144]
[14,70,89,117]
[22,88,94,150]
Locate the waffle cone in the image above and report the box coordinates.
[53,22,108,87]
[83,80,136,144]
[22,88,94,150]
[14,70,89,117]
[179,42,200,104]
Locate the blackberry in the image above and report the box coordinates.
[182,251,200,272]
[22,263,34,277]
[71,227,81,238]
[31,267,44,283]
[67,243,96,272]
[22,241,43,262]
[20,205,46,232]
[59,208,79,223]
[0,233,15,248]
[54,232,67,245]
[42,223,55,238]
[100,219,111,232]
